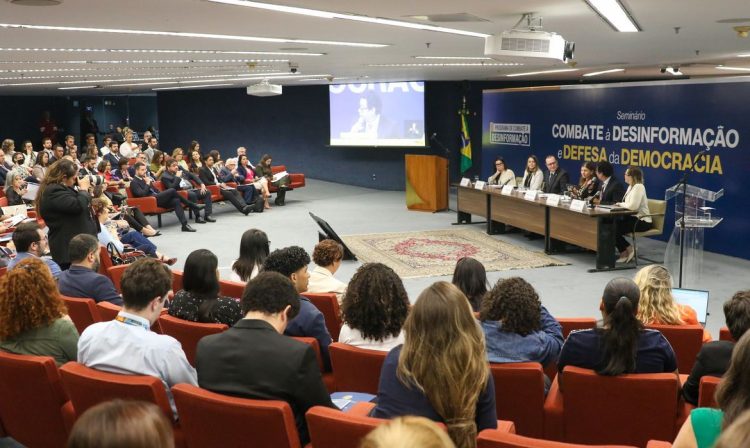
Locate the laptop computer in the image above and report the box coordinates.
[672,288,710,325]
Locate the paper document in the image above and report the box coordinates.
[272,171,289,182]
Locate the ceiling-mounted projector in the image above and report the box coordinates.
[246,79,282,97]
[485,30,574,63]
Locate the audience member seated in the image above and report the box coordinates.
[150,150,167,179]
[195,272,336,445]
[0,257,78,366]
[92,186,160,237]
[118,128,140,159]
[673,332,750,448]
[67,400,174,448]
[129,161,204,233]
[3,171,29,206]
[172,147,189,172]
[237,154,271,209]
[257,153,291,205]
[78,259,198,417]
[97,159,126,191]
[57,234,122,305]
[372,282,497,448]
[187,147,203,174]
[683,290,750,405]
[8,221,62,279]
[112,157,133,183]
[263,246,333,371]
[557,277,677,383]
[339,263,408,351]
[451,257,488,312]
[521,155,543,190]
[487,156,516,187]
[714,409,750,448]
[592,160,625,206]
[360,416,456,448]
[103,140,124,168]
[11,152,32,181]
[160,157,215,224]
[230,228,269,283]
[614,166,652,263]
[197,153,254,215]
[307,239,347,303]
[571,161,600,200]
[634,264,712,342]
[218,157,258,205]
[480,277,563,374]
[32,150,51,181]
[168,249,241,326]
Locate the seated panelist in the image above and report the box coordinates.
[542,155,570,195]
[487,157,516,187]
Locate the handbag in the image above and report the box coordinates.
[107,242,148,266]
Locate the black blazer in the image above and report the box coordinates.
[682,341,734,405]
[196,319,335,444]
[38,183,97,265]
[103,152,122,167]
[129,176,157,198]
[161,169,203,191]
[543,169,570,194]
[198,166,220,186]
[5,187,25,206]
[598,177,626,205]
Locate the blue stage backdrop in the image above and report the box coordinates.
[481,78,750,261]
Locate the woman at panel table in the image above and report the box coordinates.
[520,155,543,190]
[487,157,517,187]
[614,166,652,264]
[571,161,600,200]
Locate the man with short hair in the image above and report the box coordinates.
[84,133,96,151]
[100,135,112,157]
[78,258,197,417]
[103,140,122,167]
[593,161,625,205]
[198,154,254,215]
[64,135,75,155]
[49,144,65,164]
[683,290,750,405]
[219,157,257,204]
[196,272,336,444]
[161,158,215,224]
[262,246,332,371]
[8,221,62,278]
[543,155,570,195]
[79,155,98,177]
[58,234,122,305]
[236,146,246,158]
[143,136,158,164]
[41,137,53,156]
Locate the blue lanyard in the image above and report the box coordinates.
[115,315,149,330]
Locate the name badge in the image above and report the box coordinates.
[546,194,561,206]
[523,190,538,201]
[501,185,514,196]
[474,180,486,190]
[459,177,471,187]
[570,199,587,212]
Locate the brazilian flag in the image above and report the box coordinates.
[460,112,472,173]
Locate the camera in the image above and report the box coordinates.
[79,174,105,186]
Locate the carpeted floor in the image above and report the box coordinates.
[342,228,567,278]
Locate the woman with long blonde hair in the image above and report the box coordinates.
[634,265,711,342]
[372,282,497,448]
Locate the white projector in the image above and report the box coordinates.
[485,30,574,63]
[246,80,282,97]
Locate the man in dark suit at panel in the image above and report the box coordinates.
[57,234,123,305]
[198,154,253,215]
[161,157,215,224]
[543,155,570,194]
[593,160,625,205]
[130,161,202,232]
[195,272,336,445]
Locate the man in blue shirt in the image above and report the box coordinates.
[262,246,333,371]
[58,234,122,305]
[8,221,62,279]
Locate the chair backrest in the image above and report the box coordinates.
[329,343,387,394]
[477,429,637,448]
[219,279,245,299]
[107,265,129,293]
[560,366,680,447]
[0,352,73,448]
[172,383,301,448]
[719,327,734,342]
[172,269,184,292]
[306,405,386,448]
[59,362,174,420]
[302,292,342,341]
[489,362,546,438]
[698,375,722,408]
[645,324,703,373]
[61,295,102,333]
[98,244,114,275]
[96,301,122,321]
[556,318,597,339]
[647,199,667,233]
[158,315,227,366]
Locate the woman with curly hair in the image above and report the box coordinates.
[451,257,488,312]
[373,282,497,448]
[480,277,563,371]
[339,263,409,351]
[307,239,347,303]
[634,265,711,342]
[0,257,79,366]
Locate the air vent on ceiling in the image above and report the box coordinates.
[403,13,490,23]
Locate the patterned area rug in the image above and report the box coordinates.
[341,228,567,278]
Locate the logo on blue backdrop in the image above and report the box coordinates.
[489,122,531,146]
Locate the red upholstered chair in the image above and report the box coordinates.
[697,375,721,408]
[556,318,597,339]
[543,367,682,447]
[329,343,387,394]
[96,301,122,321]
[302,292,342,341]
[0,352,75,448]
[172,269,184,292]
[158,315,227,366]
[477,429,639,448]
[719,327,734,342]
[107,264,129,293]
[306,405,387,448]
[61,295,102,333]
[292,337,335,392]
[646,324,704,373]
[270,164,306,192]
[172,383,301,448]
[98,244,115,276]
[219,279,245,299]
[125,185,173,228]
[490,362,546,438]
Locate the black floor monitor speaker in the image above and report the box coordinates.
[309,212,357,261]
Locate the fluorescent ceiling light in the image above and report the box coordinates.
[153,83,235,91]
[0,23,387,48]
[112,81,180,87]
[0,59,287,64]
[0,72,329,87]
[506,68,579,77]
[583,68,625,77]
[368,62,522,67]
[584,0,640,32]
[207,0,489,38]
[0,47,324,56]
[738,54,750,58]
[413,56,493,60]
[666,67,683,76]
[58,85,97,90]
[716,66,750,72]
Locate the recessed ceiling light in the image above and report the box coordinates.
[413,56,493,60]
[583,0,640,32]
[58,86,98,90]
[506,68,579,77]
[583,68,625,77]
[0,47,324,56]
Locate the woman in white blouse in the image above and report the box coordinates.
[119,129,140,159]
[521,155,543,190]
[339,263,409,351]
[307,239,347,304]
[615,166,652,263]
[487,157,517,187]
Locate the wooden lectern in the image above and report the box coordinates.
[405,154,448,212]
